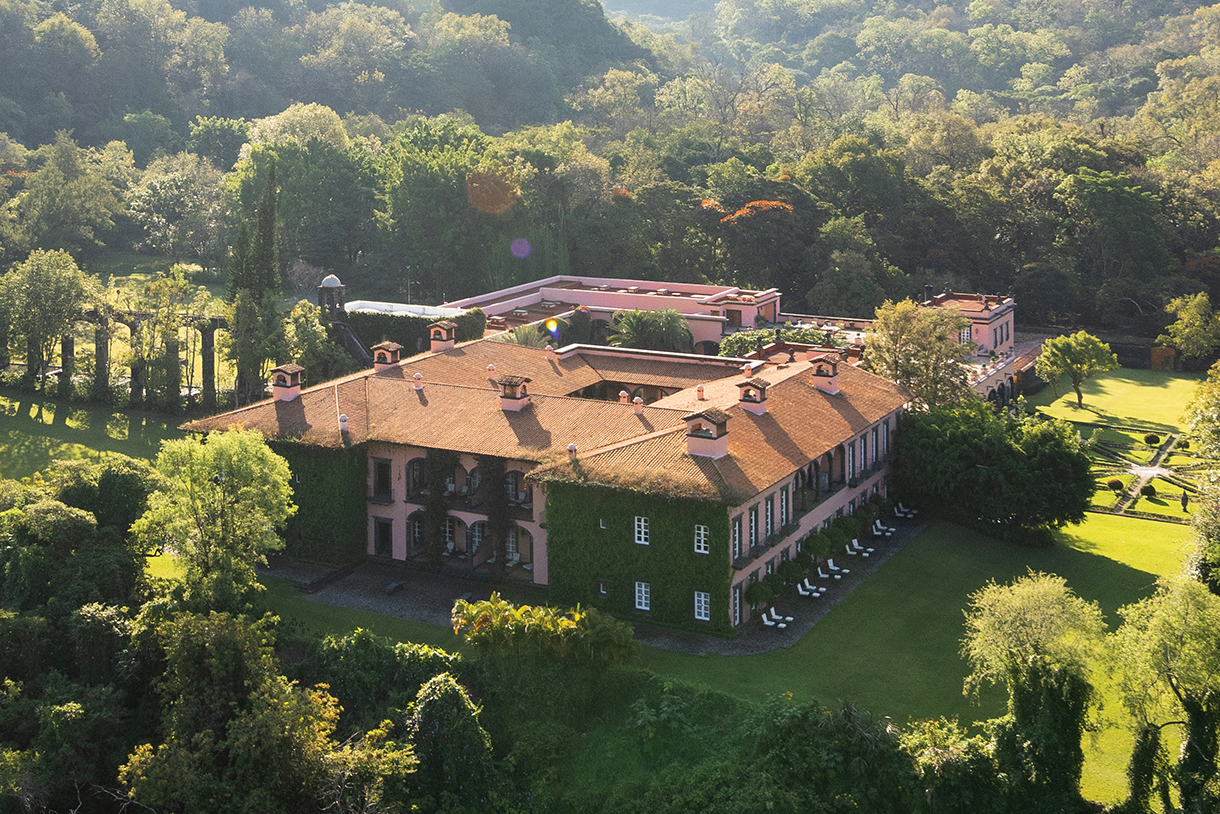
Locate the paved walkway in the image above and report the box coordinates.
[259,513,927,656]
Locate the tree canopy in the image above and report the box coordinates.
[131,429,296,608]
[1035,331,1120,407]
[863,299,976,410]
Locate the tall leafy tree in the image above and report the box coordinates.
[863,298,976,410]
[1159,292,1220,365]
[0,248,94,388]
[963,572,1105,813]
[131,429,295,608]
[1034,331,1120,407]
[1112,578,1220,814]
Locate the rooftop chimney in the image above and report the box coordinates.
[371,341,403,372]
[413,372,423,391]
[619,390,629,404]
[545,345,554,360]
[339,413,348,432]
[429,320,457,352]
[810,353,840,395]
[633,396,644,415]
[737,377,770,415]
[683,408,730,458]
[498,375,532,411]
[696,384,705,401]
[270,364,305,402]
[568,443,577,461]
[741,363,753,377]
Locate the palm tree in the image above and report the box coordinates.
[608,309,693,353]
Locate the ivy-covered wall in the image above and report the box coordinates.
[346,308,487,356]
[268,440,368,566]
[545,482,733,634]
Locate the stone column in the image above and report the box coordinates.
[201,322,216,409]
[59,333,74,398]
[164,329,180,411]
[92,318,110,402]
[128,319,144,407]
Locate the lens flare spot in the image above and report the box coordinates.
[545,318,560,338]
[510,238,532,259]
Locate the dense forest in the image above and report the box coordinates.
[1,0,1219,335]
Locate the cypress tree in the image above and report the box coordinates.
[251,160,280,296]
[227,221,252,301]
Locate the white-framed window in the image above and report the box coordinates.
[882,420,890,456]
[444,517,457,544]
[507,526,518,555]
[468,522,484,553]
[732,515,742,559]
[749,505,758,545]
[634,515,649,545]
[872,426,879,462]
[635,581,651,611]
[694,591,710,621]
[848,442,856,478]
[694,524,709,554]
[765,495,774,537]
[733,584,741,625]
[780,485,789,526]
[959,326,972,344]
[861,435,869,470]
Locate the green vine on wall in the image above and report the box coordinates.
[268,439,368,566]
[477,455,509,581]
[424,449,458,567]
[545,482,733,634]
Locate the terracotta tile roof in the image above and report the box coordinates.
[187,375,690,459]
[186,338,907,500]
[536,363,908,502]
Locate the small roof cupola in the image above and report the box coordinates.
[736,377,771,415]
[810,353,841,395]
[683,408,731,458]
[317,274,346,318]
[270,363,305,401]
[497,375,532,411]
[429,320,458,352]
[370,341,403,372]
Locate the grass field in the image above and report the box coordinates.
[0,388,182,479]
[1027,367,1202,431]
[641,514,1188,803]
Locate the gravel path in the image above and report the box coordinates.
[260,514,926,655]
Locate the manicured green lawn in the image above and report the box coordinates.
[1130,481,1193,518]
[0,388,183,479]
[643,514,1189,804]
[1027,367,1202,431]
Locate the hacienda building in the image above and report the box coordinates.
[186,322,907,633]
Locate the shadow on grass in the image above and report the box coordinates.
[0,388,181,478]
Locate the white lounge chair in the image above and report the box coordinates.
[762,615,786,629]
[801,578,825,594]
[797,583,814,597]
[768,607,794,623]
[845,543,860,556]
[872,520,893,538]
[851,538,875,556]
[828,558,850,575]
[817,565,840,581]
[897,502,918,516]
